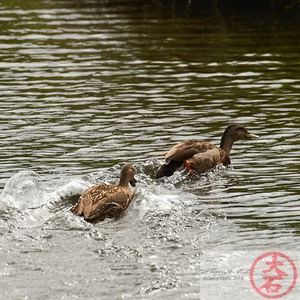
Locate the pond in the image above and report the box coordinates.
[0,1,299,299]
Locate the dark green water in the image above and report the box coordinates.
[0,1,299,299]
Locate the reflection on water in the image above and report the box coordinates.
[0,0,299,299]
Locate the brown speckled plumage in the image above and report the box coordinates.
[155,125,258,178]
[72,164,137,223]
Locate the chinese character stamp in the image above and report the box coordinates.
[250,251,297,298]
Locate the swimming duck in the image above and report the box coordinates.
[72,164,137,223]
[155,124,258,178]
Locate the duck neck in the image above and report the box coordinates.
[118,177,128,187]
[220,134,234,155]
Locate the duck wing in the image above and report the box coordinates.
[87,191,132,220]
[187,147,229,173]
[72,184,133,221]
[165,140,216,163]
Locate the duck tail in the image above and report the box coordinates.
[155,160,183,179]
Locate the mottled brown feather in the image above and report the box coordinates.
[165,140,215,163]
[187,148,228,173]
[71,164,136,223]
[156,125,258,178]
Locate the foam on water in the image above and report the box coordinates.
[0,162,203,229]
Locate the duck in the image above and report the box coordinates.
[72,164,137,223]
[155,124,259,179]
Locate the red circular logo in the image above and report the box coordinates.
[250,251,297,298]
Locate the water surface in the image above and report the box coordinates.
[0,1,299,299]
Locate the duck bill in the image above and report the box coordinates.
[130,177,137,187]
[245,132,259,138]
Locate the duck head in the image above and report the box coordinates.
[119,164,137,187]
[226,124,259,141]
[220,124,259,154]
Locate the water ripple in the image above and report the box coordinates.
[0,1,299,299]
